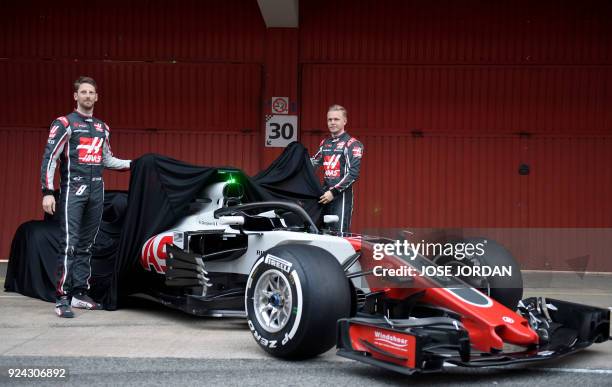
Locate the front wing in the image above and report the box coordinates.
[337,297,610,375]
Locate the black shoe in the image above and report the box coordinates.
[55,296,75,318]
[71,293,103,310]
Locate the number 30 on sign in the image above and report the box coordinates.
[265,115,298,147]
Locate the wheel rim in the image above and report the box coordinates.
[253,269,293,333]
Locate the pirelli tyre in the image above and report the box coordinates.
[245,244,351,359]
[433,238,523,310]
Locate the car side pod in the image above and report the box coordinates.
[336,298,610,375]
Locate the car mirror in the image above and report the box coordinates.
[218,216,245,226]
[323,215,339,224]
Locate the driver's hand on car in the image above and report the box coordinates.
[42,195,56,215]
[319,190,334,204]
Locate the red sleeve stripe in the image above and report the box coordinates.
[45,132,68,188]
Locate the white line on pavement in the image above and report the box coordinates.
[444,363,612,375]
[526,291,612,296]
[529,367,612,375]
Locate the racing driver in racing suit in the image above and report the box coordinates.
[311,104,364,233]
[40,76,131,318]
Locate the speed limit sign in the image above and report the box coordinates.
[265,115,298,147]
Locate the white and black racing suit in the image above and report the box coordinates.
[311,132,364,233]
[41,111,130,298]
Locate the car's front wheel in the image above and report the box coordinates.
[245,244,350,359]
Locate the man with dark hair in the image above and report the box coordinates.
[311,104,364,233]
[73,76,97,92]
[41,76,131,318]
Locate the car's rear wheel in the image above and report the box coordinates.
[245,244,351,359]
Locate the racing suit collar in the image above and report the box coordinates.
[331,132,350,142]
[73,109,94,120]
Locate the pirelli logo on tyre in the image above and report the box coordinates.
[264,254,293,273]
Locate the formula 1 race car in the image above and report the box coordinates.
[6,147,607,374]
[137,171,610,372]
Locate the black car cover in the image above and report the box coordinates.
[5,142,324,309]
[5,191,127,303]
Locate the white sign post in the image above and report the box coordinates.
[265,115,298,147]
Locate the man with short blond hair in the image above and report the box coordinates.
[311,104,364,233]
[41,76,131,317]
[328,104,347,119]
